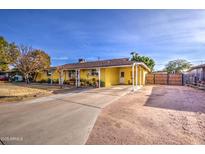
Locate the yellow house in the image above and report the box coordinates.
[35,58,150,91]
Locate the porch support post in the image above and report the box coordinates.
[50,70,53,85]
[78,69,80,87]
[58,69,64,86]
[136,64,138,90]
[75,69,80,87]
[75,69,78,87]
[61,70,64,85]
[139,67,141,86]
[132,64,135,91]
[98,68,101,88]
[61,71,63,85]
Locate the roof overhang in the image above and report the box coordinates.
[133,62,151,72]
[62,64,133,70]
[62,62,151,72]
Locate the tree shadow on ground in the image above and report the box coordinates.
[144,85,205,114]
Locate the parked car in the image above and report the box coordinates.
[10,75,23,82]
[0,72,9,81]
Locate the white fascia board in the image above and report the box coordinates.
[133,62,151,72]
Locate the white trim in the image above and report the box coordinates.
[139,67,142,85]
[78,69,80,86]
[135,62,151,72]
[98,68,101,88]
[132,64,135,91]
[59,70,64,85]
[75,69,78,87]
[50,71,53,85]
[62,63,150,72]
[136,64,138,90]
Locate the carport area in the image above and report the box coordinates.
[0,85,131,145]
[87,85,205,144]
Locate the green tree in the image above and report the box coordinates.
[164,59,192,74]
[0,36,19,71]
[14,45,50,83]
[130,52,155,71]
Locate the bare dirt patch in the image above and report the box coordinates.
[0,83,52,103]
[86,85,205,144]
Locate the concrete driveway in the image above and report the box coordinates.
[0,85,131,145]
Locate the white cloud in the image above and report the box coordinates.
[52,57,69,60]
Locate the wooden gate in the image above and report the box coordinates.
[146,73,183,85]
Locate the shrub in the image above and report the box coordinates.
[80,79,86,86]
[64,80,70,84]
[86,80,90,85]
[69,78,76,85]
[100,80,105,87]
[96,80,105,87]
[47,78,51,83]
[52,79,59,84]
[40,79,46,83]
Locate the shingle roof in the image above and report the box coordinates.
[61,58,134,69]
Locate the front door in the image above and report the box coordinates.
[119,71,125,84]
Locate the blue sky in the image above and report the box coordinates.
[0,10,205,70]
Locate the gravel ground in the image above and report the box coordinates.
[86,85,205,144]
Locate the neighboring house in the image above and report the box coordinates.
[0,70,23,82]
[36,58,150,91]
[184,64,205,84]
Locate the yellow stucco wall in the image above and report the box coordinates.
[35,70,60,81]
[35,65,148,86]
[53,70,60,80]
[103,67,120,87]
[35,71,48,81]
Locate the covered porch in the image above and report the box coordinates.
[56,63,148,91]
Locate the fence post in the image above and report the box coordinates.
[182,74,184,86]
[167,74,169,85]
[153,74,155,84]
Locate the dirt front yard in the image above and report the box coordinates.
[0,83,75,103]
[86,85,205,144]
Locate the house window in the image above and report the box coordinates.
[68,70,75,79]
[120,72,125,78]
[47,71,52,76]
[90,69,98,76]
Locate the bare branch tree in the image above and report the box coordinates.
[14,45,50,84]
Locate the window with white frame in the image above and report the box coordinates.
[68,70,75,79]
[89,69,98,76]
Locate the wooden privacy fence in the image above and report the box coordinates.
[146,73,183,85]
